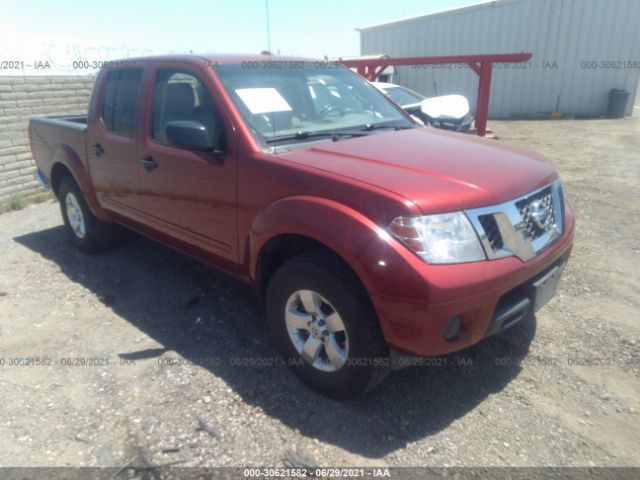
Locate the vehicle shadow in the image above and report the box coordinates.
[15,226,536,458]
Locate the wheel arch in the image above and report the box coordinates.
[48,144,111,222]
[249,196,385,297]
[256,234,340,296]
[50,162,73,197]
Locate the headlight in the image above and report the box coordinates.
[388,212,486,264]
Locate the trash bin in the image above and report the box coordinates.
[607,89,630,118]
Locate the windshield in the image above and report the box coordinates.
[212,62,413,146]
[383,86,426,107]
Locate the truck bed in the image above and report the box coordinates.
[30,114,88,130]
[29,115,88,189]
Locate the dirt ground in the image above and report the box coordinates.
[0,116,638,470]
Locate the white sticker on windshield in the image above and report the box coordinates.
[235,88,292,115]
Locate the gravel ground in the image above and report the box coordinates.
[0,117,638,469]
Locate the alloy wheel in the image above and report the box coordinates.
[284,289,349,372]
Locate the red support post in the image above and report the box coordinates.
[474,61,493,137]
[339,53,531,136]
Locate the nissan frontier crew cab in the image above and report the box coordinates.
[29,55,574,399]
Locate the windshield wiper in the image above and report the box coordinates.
[362,122,414,132]
[265,130,371,144]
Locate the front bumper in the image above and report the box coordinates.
[482,258,565,337]
[356,200,575,357]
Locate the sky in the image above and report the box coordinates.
[1,0,477,59]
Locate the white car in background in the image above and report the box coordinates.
[373,81,474,132]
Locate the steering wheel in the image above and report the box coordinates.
[318,105,345,119]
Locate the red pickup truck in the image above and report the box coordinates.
[29,54,574,398]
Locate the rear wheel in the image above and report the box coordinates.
[266,250,390,399]
[58,176,116,253]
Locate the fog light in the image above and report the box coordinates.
[444,315,462,341]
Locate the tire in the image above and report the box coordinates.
[58,176,116,253]
[266,250,390,399]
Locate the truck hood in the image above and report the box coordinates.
[275,127,557,213]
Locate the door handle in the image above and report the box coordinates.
[92,143,105,156]
[138,156,158,171]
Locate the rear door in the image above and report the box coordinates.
[135,65,238,262]
[87,68,144,216]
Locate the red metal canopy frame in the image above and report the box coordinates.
[339,53,532,137]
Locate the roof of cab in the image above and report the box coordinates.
[105,53,320,66]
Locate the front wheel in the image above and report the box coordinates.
[266,251,390,399]
[58,176,116,253]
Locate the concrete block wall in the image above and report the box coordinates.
[0,76,95,202]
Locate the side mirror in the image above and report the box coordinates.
[165,120,221,154]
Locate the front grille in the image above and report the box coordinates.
[465,180,564,262]
[478,214,503,250]
[515,187,555,239]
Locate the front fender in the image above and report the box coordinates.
[249,195,390,294]
[248,195,442,350]
[50,145,111,222]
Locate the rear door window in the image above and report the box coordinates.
[101,69,143,137]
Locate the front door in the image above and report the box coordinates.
[135,67,238,262]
